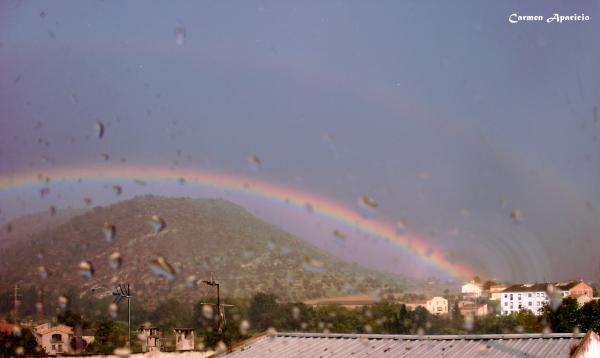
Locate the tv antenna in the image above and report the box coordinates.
[200,272,234,334]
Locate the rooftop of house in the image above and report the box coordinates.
[225,332,588,358]
[34,324,73,335]
[0,321,16,334]
[502,280,585,293]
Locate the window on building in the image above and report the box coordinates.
[528,293,532,298]
[528,302,532,306]
[58,345,62,353]
[510,294,513,300]
[504,294,508,298]
[52,345,56,351]
[517,294,521,300]
[504,302,508,306]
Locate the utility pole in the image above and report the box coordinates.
[201,273,233,335]
[91,283,132,349]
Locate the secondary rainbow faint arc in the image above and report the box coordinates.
[0,164,476,279]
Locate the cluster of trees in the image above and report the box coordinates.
[2,289,600,354]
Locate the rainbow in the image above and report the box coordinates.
[0,164,476,279]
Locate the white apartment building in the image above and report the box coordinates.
[500,281,593,315]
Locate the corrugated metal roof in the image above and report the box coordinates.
[225,332,585,358]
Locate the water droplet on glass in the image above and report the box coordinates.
[78,260,94,279]
[40,187,50,198]
[266,327,277,337]
[215,341,227,354]
[112,184,122,195]
[239,320,250,335]
[149,256,176,281]
[109,252,122,270]
[248,154,262,171]
[174,25,186,45]
[108,303,119,319]
[113,347,131,358]
[333,229,346,240]
[38,266,48,280]
[357,195,378,219]
[302,256,325,273]
[149,215,166,234]
[510,210,523,223]
[372,289,381,303]
[100,152,110,161]
[463,314,474,331]
[478,344,490,355]
[546,284,562,311]
[202,304,214,319]
[58,295,69,310]
[292,306,300,320]
[304,202,314,214]
[363,324,373,333]
[15,346,24,356]
[84,197,93,206]
[96,120,105,139]
[396,220,408,235]
[186,275,197,289]
[48,206,57,216]
[103,223,117,242]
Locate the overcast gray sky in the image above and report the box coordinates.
[1,0,599,281]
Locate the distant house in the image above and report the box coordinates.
[489,285,508,301]
[33,323,74,355]
[500,280,593,315]
[426,297,448,315]
[0,320,17,335]
[81,328,96,345]
[405,296,448,315]
[555,281,593,298]
[461,282,482,299]
[139,326,162,352]
[458,302,488,317]
[173,328,195,351]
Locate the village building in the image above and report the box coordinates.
[500,280,594,315]
[461,282,482,299]
[489,285,508,301]
[139,326,162,352]
[173,328,195,351]
[458,302,488,317]
[426,296,448,315]
[406,296,448,315]
[32,323,74,355]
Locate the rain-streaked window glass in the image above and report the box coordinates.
[0,1,599,356]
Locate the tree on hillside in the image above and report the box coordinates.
[542,298,580,333]
[578,300,600,333]
[482,280,497,291]
[248,293,279,332]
